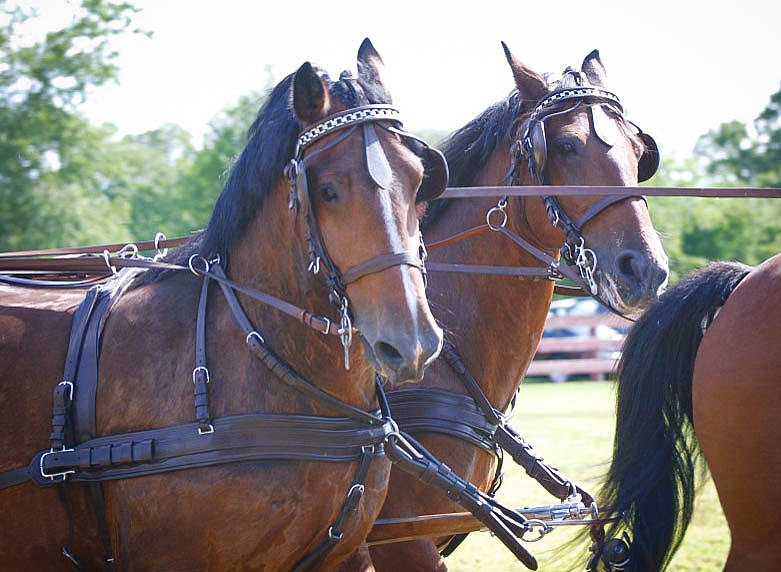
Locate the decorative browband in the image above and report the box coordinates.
[297,105,402,149]
[530,87,622,119]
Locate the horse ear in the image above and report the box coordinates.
[581,49,608,87]
[501,41,547,102]
[357,37,392,102]
[292,62,331,124]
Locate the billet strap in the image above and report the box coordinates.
[193,276,212,429]
[493,424,593,504]
[293,448,375,571]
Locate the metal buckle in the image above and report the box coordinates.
[327,525,344,542]
[58,380,74,401]
[40,447,76,481]
[316,317,330,335]
[197,424,215,435]
[192,366,210,384]
[346,483,365,498]
[361,444,376,455]
[246,331,265,345]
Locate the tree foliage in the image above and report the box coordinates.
[646,84,781,282]
[0,0,143,249]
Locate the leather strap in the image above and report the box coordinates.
[12,413,391,488]
[193,276,212,428]
[386,389,497,453]
[341,250,423,285]
[383,429,537,570]
[292,448,375,571]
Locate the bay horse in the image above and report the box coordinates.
[364,45,669,571]
[0,39,445,571]
[599,253,781,571]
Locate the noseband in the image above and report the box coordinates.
[284,104,448,367]
[500,83,660,296]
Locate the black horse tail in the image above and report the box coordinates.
[599,261,751,571]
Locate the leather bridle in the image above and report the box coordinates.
[283,104,447,367]
[512,82,659,299]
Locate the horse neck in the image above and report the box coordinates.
[224,181,377,413]
[425,146,556,411]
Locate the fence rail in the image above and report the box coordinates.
[527,312,629,379]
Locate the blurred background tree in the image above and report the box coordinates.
[645,82,781,282]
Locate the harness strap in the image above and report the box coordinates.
[292,448,374,571]
[210,264,382,425]
[384,429,537,570]
[341,250,423,285]
[193,276,212,429]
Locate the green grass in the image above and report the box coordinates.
[444,381,730,571]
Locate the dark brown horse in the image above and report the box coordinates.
[363,46,669,570]
[0,40,444,570]
[599,253,781,571]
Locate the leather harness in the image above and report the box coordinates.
[387,81,654,566]
[0,105,547,570]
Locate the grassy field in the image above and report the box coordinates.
[444,381,730,571]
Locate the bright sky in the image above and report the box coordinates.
[24,0,781,156]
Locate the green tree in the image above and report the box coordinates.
[0,0,142,250]
[643,85,781,282]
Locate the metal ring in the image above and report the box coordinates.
[188,254,210,276]
[486,206,508,231]
[246,331,264,346]
[327,525,344,541]
[192,366,210,384]
[154,232,168,261]
[117,243,139,259]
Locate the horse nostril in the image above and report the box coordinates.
[616,250,644,283]
[374,341,405,370]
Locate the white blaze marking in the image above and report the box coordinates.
[377,186,420,341]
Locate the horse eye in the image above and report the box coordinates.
[318,184,338,202]
[557,140,577,156]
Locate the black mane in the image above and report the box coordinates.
[140,67,389,283]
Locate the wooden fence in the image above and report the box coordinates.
[526,313,632,380]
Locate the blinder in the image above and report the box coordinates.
[416,145,449,203]
[520,86,661,185]
[636,130,659,183]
